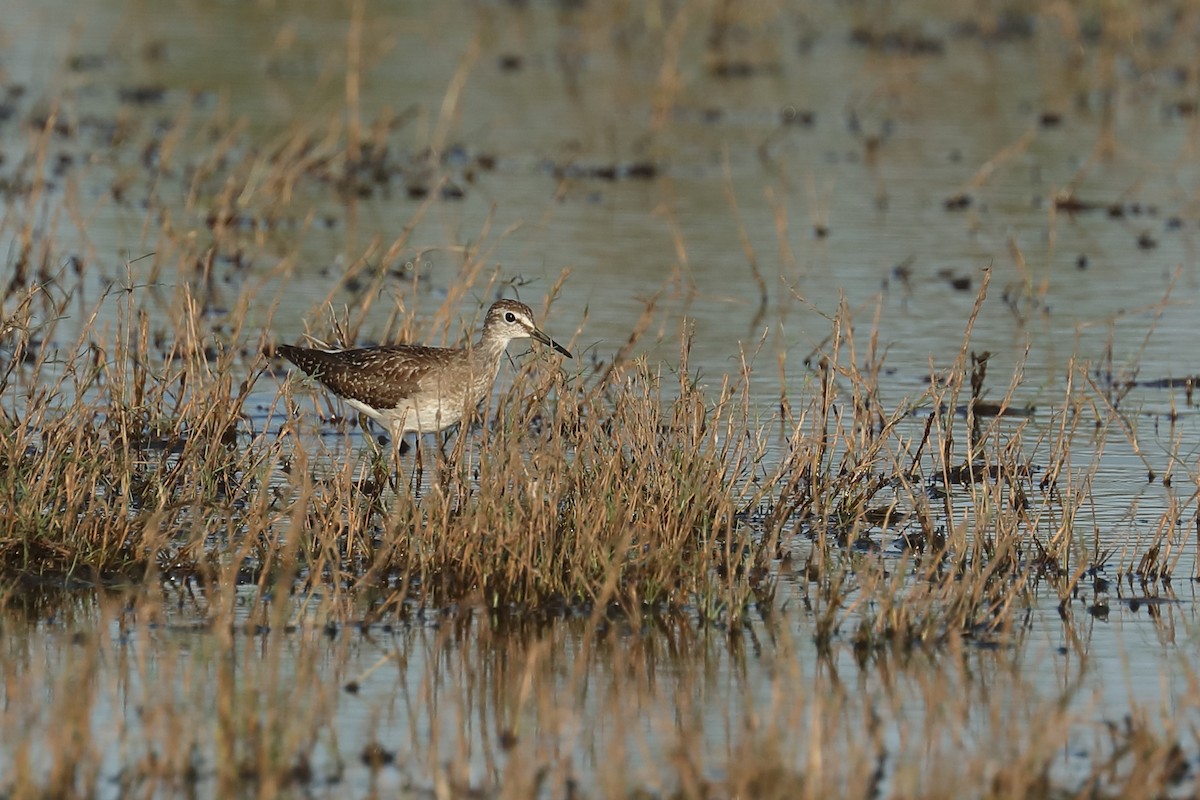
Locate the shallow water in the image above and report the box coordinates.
[5,584,1197,796]
[3,1,1200,796]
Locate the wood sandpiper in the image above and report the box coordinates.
[277,299,572,445]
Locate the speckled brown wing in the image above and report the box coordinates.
[277,344,448,411]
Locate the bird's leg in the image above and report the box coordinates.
[377,432,396,494]
[433,428,454,491]
[410,436,424,498]
[359,415,397,493]
[352,415,389,494]
[359,413,385,459]
[387,415,419,497]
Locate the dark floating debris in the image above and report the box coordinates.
[849,26,945,55]
[954,11,1036,42]
[781,106,815,127]
[1054,193,1101,213]
[67,54,108,72]
[944,193,972,211]
[710,60,781,78]
[936,269,972,292]
[359,742,394,768]
[1167,100,1196,117]
[626,162,658,179]
[1135,375,1200,389]
[28,111,73,137]
[862,506,906,527]
[967,401,1035,418]
[1125,595,1179,612]
[943,461,1032,487]
[497,54,524,72]
[1136,231,1158,250]
[118,85,167,105]
[552,161,660,181]
[1039,111,1063,128]
[1052,194,1172,224]
[142,39,168,64]
[205,212,263,231]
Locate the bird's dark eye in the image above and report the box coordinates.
[504,312,517,323]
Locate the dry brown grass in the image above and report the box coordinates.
[3,1,1200,795]
[0,239,1178,636]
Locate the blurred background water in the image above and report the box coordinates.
[3,1,1200,795]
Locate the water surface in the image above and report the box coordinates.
[2,1,1200,796]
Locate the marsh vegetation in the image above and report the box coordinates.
[2,1,1200,797]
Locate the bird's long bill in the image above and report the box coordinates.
[530,328,573,358]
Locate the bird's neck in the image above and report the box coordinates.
[470,333,510,374]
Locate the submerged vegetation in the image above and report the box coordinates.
[2,0,1200,797]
